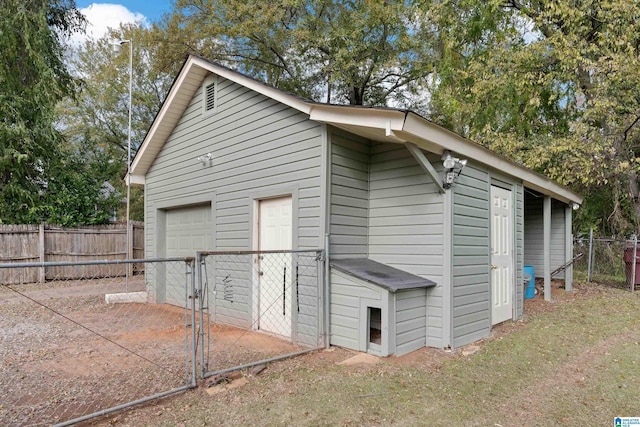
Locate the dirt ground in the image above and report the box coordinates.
[2,278,620,426]
[77,279,621,427]
[0,276,318,427]
[0,277,191,427]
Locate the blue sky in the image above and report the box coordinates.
[76,1,174,23]
[70,2,173,44]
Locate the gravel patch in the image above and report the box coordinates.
[0,279,190,427]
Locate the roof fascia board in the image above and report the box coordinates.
[127,174,145,186]
[522,181,576,205]
[402,113,583,204]
[132,55,581,205]
[131,55,313,178]
[309,104,406,131]
[130,56,199,176]
[193,57,312,115]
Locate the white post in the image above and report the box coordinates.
[543,196,551,301]
[115,38,133,291]
[126,39,132,288]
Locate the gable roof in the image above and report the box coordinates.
[130,55,582,204]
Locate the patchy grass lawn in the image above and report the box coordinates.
[88,282,640,427]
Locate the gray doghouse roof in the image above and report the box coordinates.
[330,258,436,292]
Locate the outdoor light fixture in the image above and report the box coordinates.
[572,203,580,211]
[442,151,467,189]
[198,153,213,166]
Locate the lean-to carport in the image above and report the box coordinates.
[524,189,577,301]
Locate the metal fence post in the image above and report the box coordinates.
[587,228,593,282]
[632,234,638,292]
[197,252,206,378]
[5,257,196,427]
[39,223,45,283]
[324,234,330,349]
[189,258,197,386]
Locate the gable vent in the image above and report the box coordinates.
[205,81,216,112]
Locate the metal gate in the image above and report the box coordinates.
[196,249,325,379]
[0,258,197,427]
[1,251,325,425]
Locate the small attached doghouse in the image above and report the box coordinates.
[330,258,436,357]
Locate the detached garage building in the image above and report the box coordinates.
[129,55,582,356]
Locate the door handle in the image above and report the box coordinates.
[491,265,498,270]
[258,271,264,276]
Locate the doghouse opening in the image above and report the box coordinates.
[368,307,382,345]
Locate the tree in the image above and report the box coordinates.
[30,146,123,226]
[156,0,434,107]
[0,0,85,223]
[423,0,640,236]
[59,23,176,221]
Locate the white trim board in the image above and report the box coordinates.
[131,55,582,205]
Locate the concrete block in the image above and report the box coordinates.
[105,291,148,304]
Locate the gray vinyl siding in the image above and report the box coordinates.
[329,269,384,351]
[369,143,445,348]
[329,129,370,258]
[145,75,323,338]
[524,196,567,279]
[395,289,427,355]
[515,183,524,318]
[293,252,323,346]
[205,254,252,328]
[452,162,491,348]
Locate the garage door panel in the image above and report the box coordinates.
[164,204,212,306]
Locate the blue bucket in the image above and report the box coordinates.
[523,265,535,299]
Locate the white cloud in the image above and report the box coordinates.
[68,3,147,46]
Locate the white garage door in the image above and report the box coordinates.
[164,204,211,306]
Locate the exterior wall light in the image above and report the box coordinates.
[442,151,467,189]
[198,153,213,166]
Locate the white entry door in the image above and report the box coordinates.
[491,186,513,325]
[258,196,292,338]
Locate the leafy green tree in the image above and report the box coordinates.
[60,23,175,221]
[157,0,434,107]
[424,0,640,235]
[28,146,123,226]
[0,0,84,223]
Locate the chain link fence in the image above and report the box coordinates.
[1,249,327,424]
[197,250,324,379]
[0,258,197,427]
[574,232,639,290]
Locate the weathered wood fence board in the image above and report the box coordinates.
[132,222,144,275]
[0,222,144,284]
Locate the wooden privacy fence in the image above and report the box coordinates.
[0,222,144,284]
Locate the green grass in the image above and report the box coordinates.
[574,267,627,287]
[105,284,640,427]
